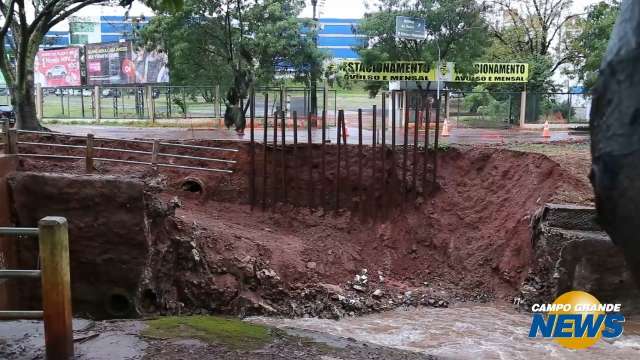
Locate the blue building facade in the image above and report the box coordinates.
[43,16,362,60]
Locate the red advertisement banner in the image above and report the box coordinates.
[34,47,82,87]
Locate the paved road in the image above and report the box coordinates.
[48,124,589,145]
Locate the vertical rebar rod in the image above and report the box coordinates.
[336,110,342,210]
[391,91,396,150]
[381,93,387,216]
[321,109,326,209]
[307,111,314,208]
[281,110,287,202]
[358,108,363,215]
[372,104,378,219]
[293,111,298,205]
[403,93,409,207]
[434,97,441,187]
[250,89,256,210]
[263,93,268,210]
[273,110,279,204]
[423,100,431,190]
[412,97,420,195]
[372,104,377,146]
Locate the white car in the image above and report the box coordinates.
[46,65,67,78]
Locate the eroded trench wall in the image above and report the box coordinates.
[5,142,595,318]
[8,172,152,318]
[0,155,17,309]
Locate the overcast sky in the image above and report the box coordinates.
[299,0,603,19]
[68,0,606,21]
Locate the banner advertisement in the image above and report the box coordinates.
[132,47,170,84]
[34,47,82,87]
[339,61,529,83]
[85,42,134,85]
[85,41,170,85]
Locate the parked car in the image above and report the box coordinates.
[46,65,67,78]
[101,89,121,98]
[0,105,15,127]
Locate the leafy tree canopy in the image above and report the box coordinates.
[354,0,490,95]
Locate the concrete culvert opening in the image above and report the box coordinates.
[180,177,204,194]
[105,290,134,318]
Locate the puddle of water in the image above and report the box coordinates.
[249,304,640,360]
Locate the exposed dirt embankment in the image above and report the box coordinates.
[8,138,592,319]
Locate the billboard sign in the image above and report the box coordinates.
[396,16,426,40]
[132,47,170,83]
[85,42,134,85]
[85,41,169,85]
[34,47,82,87]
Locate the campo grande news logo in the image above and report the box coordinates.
[528,290,625,349]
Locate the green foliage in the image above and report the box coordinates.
[354,0,489,95]
[566,1,620,89]
[144,316,272,349]
[464,85,510,121]
[139,0,324,130]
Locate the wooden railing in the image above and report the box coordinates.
[0,217,73,359]
[1,121,238,174]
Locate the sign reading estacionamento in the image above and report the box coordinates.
[339,61,529,83]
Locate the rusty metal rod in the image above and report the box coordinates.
[293,111,298,205]
[158,163,233,173]
[412,99,420,195]
[0,269,41,278]
[336,110,343,210]
[250,89,256,210]
[372,104,378,220]
[358,108,363,215]
[0,227,39,236]
[93,147,151,155]
[281,111,287,202]
[159,142,238,152]
[307,112,314,208]
[424,100,431,189]
[321,110,326,209]
[434,97,440,187]
[17,141,85,149]
[273,110,279,204]
[94,158,151,165]
[158,153,235,164]
[381,93,387,217]
[18,154,83,160]
[263,93,268,210]
[403,94,409,206]
[0,311,44,320]
[391,91,396,150]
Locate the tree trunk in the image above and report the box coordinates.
[12,82,39,130]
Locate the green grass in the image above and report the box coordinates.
[143,316,273,350]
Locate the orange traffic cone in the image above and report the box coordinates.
[441,118,450,137]
[542,121,551,138]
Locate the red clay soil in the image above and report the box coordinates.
[8,134,593,318]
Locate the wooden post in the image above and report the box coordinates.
[38,216,73,360]
[151,140,160,169]
[8,129,17,155]
[146,85,155,124]
[94,86,101,123]
[85,134,94,173]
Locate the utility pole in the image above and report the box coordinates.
[310,0,319,118]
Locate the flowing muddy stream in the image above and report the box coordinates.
[249,304,640,359]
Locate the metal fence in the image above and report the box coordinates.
[525,92,591,124]
[449,91,520,128]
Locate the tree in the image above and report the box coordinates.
[354,0,490,95]
[140,0,324,133]
[0,0,182,130]
[565,1,620,89]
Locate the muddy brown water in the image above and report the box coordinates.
[249,304,640,360]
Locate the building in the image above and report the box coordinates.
[43,14,362,60]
